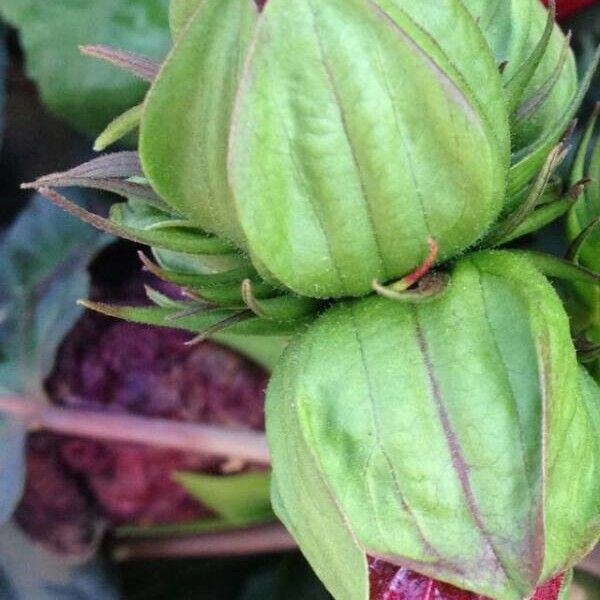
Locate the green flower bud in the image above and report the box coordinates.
[266,251,600,600]
[139,0,584,299]
[141,0,515,298]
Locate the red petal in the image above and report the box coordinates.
[543,0,599,19]
[368,558,565,600]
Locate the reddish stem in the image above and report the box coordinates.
[393,239,439,291]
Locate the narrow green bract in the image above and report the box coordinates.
[462,0,577,152]
[266,251,600,599]
[567,113,600,379]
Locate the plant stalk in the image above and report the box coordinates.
[0,395,270,464]
[113,523,296,561]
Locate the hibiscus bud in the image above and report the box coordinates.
[266,251,600,599]
[143,0,513,298]
[138,0,580,299]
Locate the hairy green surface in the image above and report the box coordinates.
[462,0,577,151]
[568,113,600,379]
[141,0,257,245]
[267,251,600,599]
[230,0,504,297]
[168,0,202,41]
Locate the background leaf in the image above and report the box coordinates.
[175,471,275,526]
[0,196,109,524]
[241,554,331,600]
[0,521,117,599]
[0,420,23,525]
[0,195,109,395]
[0,0,170,134]
[0,25,6,146]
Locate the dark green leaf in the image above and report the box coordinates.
[0,522,117,599]
[0,197,108,524]
[0,26,6,145]
[0,196,108,395]
[241,554,331,600]
[0,422,24,525]
[0,0,170,134]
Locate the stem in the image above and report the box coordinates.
[113,523,296,561]
[392,238,439,291]
[0,395,270,464]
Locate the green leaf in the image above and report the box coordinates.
[115,517,234,539]
[518,251,600,286]
[0,0,170,134]
[36,187,233,255]
[229,0,505,298]
[486,142,568,246]
[496,199,572,245]
[175,471,275,525]
[110,198,234,254]
[80,300,308,337]
[0,196,108,395]
[0,522,117,599]
[509,44,600,201]
[0,197,108,524]
[141,0,258,244]
[0,422,24,525]
[267,251,600,599]
[504,1,555,115]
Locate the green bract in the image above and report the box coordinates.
[266,251,600,600]
[463,0,577,152]
[567,108,600,379]
[138,0,583,299]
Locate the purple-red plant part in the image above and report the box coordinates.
[45,315,268,527]
[14,434,104,557]
[368,558,565,600]
[15,247,269,551]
